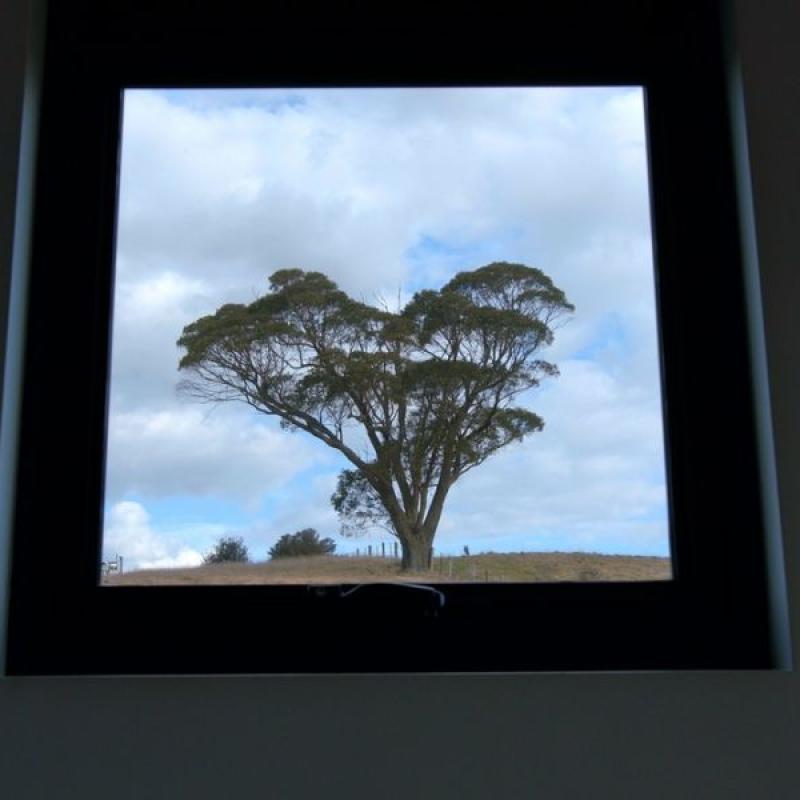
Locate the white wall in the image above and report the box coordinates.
[1,2,798,798]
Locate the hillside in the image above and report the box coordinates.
[105,551,671,586]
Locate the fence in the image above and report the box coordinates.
[101,554,124,577]
[351,542,401,559]
[345,545,502,581]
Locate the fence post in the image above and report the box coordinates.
[119,555,124,574]
[394,542,398,559]
[368,545,372,557]
[381,542,385,558]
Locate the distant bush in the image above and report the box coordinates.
[204,535,249,564]
[269,528,336,559]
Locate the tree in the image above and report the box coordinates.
[178,262,574,571]
[204,535,249,564]
[269,528,337,559]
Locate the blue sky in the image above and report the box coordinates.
[102,87,669,568]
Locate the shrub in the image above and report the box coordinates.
[269,528,336,559]
[204,535,249,564]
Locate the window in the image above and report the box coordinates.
[102,84,672,586]
[5,0,789,674]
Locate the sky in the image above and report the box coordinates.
[101,86,670,570]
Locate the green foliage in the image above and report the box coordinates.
[203,535,249,564]
[178,261,574,569]
[331,469,394,537]
[269,528,337,559]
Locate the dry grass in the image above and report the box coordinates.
[105,551,671,586]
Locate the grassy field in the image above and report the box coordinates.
[105,551,672,586]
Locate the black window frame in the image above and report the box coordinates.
[4,0,790,675]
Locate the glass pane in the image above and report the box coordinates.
[101,87,671,585]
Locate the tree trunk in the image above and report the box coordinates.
[395,479,453,572]
[399,535,433,572]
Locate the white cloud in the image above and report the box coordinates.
[103,500,205,570]
[104,406,321,505]
[433,357,668,555]
[108,269,216,409]
[115,87,652,298]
